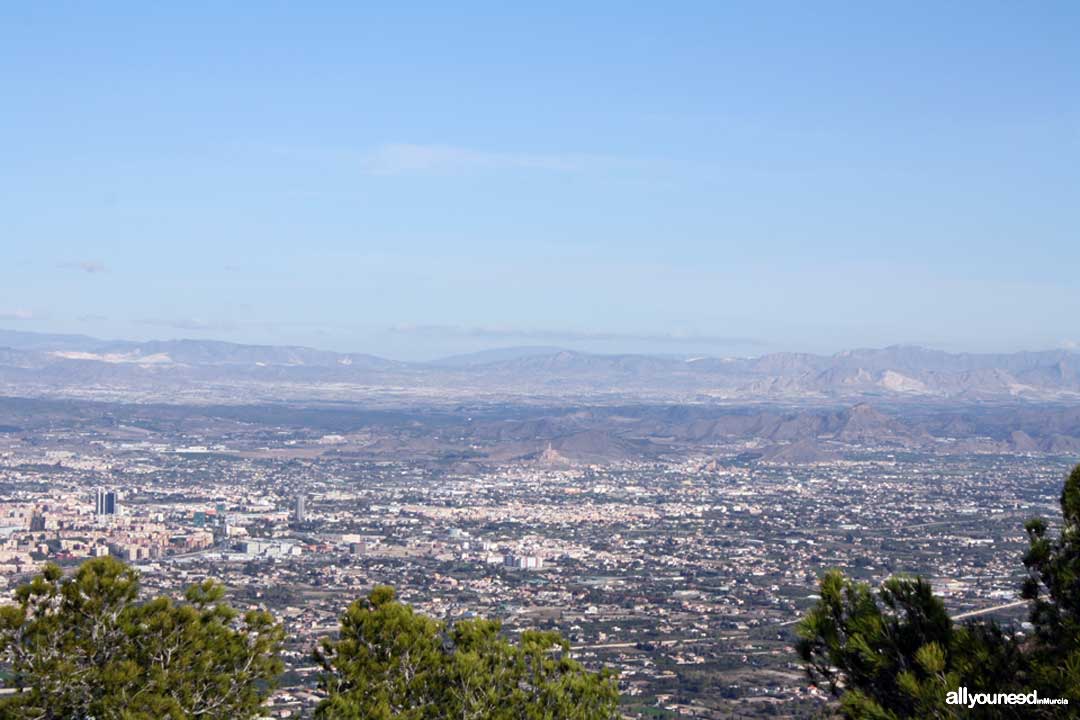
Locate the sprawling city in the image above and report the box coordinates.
[0,350,1076,717]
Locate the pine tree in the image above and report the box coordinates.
[0,557,284,719]
[315,585,620,720]
[797,464,1080,718]
[796,572,1027,718]
[1022,463,1080,705]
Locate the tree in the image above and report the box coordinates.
[796,572,1026,718]
[797,463,1080,718]
[316,585,620,720]
[1023,463,1080,704]
[0,556,284,720]
[315,585,443,720]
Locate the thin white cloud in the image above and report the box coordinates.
[136,317,236,332]
[135,316,356,336]
[0,308,33,320]
[388,324,764,347]
[361,143,591,175]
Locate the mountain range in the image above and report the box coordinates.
[0,328,1078,405]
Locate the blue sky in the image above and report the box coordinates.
[2,2,1077,359]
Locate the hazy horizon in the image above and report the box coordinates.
[1,324,1078,365]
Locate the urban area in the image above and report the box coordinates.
[0,395,1067,718]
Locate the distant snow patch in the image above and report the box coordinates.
[49,351,174,365]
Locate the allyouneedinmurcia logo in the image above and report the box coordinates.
[946,687,1068,709]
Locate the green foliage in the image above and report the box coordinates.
[0,556,284,720]
[316,585,620,720]
[797,572,1030,719]
[1023,463,1080,706]
[798,464,1080,718]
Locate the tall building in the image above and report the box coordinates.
[295,494,306,523]
[94,488,118,516]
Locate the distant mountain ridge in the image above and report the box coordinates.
[428,346,569,367]
[0,330,399,370]
[0,329,1077,404]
